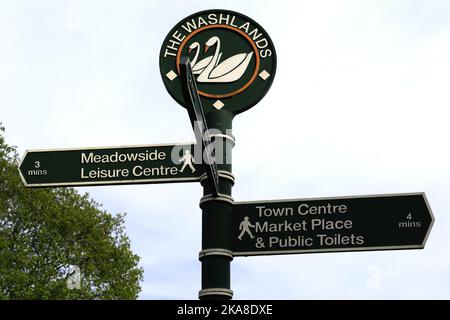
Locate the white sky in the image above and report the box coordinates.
[1,0,450,299]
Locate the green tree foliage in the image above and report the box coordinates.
[0,124,143,299]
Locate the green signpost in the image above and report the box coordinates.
[232,193,434,256]
[19,143,203,187]
[160,9,278,299]
[18,8,435,300]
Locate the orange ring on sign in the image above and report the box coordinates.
[176,24,260,99]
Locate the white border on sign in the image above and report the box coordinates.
[18,142,199,187]
[232,192,435,256]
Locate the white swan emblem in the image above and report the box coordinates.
[195,36,254,83]
[188,42,222,75]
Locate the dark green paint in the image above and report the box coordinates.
[232,194,434,256]
[160,9,276,115]
[19,144,203,187]
[199,111,234,300]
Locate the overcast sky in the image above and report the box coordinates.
[1,0,450,299]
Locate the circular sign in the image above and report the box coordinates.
[160,9,276,115]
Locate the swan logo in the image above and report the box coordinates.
[189,36,254,83]
[160,9,276,115]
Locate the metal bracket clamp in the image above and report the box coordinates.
[200,170,235,185]
[199,248,234,261]
[210,133,236,147]
[198,288,234,299]
[200,194,235,206]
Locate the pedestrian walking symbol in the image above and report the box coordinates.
[179,150,196,173]
[238,216,255,240]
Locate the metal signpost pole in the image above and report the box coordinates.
[161,10,278,299]
[179,58,234,299]
[198,110,234,300]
